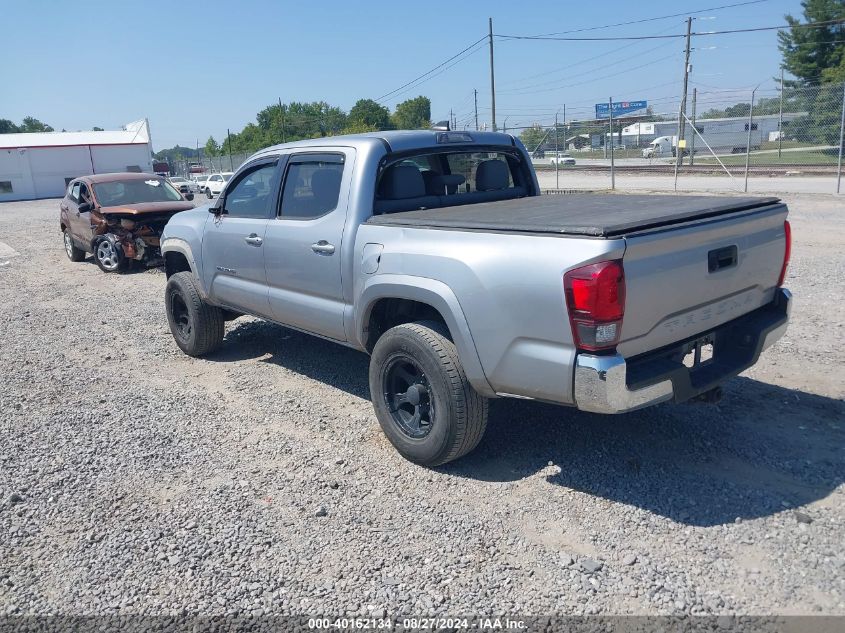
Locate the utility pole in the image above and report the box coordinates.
[609,97,615,190]
[474,89,479,131]
[778,68,784,159]
[674,16,693,191]
[689,88,697,166]
[489,17,497,132]
[279,97,286,143]
[450,108,454,131]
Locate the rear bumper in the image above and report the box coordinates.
[573,288,791,414]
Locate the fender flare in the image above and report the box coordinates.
[355,274,495,398]
[160,237,198,276]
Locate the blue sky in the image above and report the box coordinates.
[0,0,803,149]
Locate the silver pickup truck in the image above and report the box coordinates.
[160,130,791,467]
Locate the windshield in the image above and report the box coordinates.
[94,178,183,206]
[223,173,232,182]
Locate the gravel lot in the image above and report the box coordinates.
[1,193,843,618]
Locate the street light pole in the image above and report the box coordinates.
[743,87,757,193]
[555,110,560,190]
[609,97,615,190]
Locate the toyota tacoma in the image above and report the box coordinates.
[160,130,791,466]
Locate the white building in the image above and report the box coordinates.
[619,113,803,148]
[0,119,154,202]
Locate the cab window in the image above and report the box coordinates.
[278,154,344,219]
[222,162,279,219]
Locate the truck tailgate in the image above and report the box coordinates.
[617,201,789,358]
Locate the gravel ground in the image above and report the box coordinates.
[0,193,843,618]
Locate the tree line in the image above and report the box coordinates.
[199,96,431,158]
[0,117,55,133]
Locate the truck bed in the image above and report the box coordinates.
[366,194,782,238]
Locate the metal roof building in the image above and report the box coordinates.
[0,119,154,202]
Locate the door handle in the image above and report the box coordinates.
[244,234,263,246]
[311,240,335,255]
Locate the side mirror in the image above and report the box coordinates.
[185,193,194,201]
[78,202,92,213]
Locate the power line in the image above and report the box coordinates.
[375,36,487,103]
[524,0,771,37]
[499,24,680,88]
[497,39,678,94]
[497,53,680,96]
[496,19,845,41]
[385,45,487,105]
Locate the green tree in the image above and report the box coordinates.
[0,119,20,133]
[391,96,431,129]
[519,125,547,152]
[777,1,845,144]
[92,126,104,131]
[778,0,845,86]
[348,99,391,130]
[204,136,221,157]
[20,116,54,132]
[154,145,198,162]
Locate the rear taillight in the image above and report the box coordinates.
[777,220,791,287]
[564,260,626,351]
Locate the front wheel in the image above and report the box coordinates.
[369,321,488,467]
[165,272,224,357]
[94,235,129,273]
[206,187,213,198]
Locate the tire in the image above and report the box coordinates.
[62,228,86,262]
[93,235,130,273]
[369,320,488,467]
[164,271,224,357]
[206,187,213,198]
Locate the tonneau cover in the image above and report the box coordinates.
[366,194,782,237]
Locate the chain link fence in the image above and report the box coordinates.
[161,78,845,195]
[168,152,252,179]
[520,79,845,194]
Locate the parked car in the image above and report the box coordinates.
[192,174,209,191]
[203,172,233,198]
[549,152,576,166]
[60,173,194,273]
[168,176,199,195]
[161,130,791,467]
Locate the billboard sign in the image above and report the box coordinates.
[595,100,647,119]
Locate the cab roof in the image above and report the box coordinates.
[252,129,520,160]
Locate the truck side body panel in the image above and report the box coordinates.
[353,223,625,404]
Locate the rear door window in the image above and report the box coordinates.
[278,154,345,219]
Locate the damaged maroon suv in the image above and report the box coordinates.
[60,173,195,273]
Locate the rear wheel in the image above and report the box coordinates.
[165,272,224,357]
[369,320,488,467]
[62,228,86,262]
